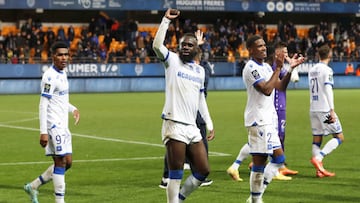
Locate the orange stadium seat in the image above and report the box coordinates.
[2,25,18,36]
[70,37,80,52]
[98,34,104,44]
[297,28,309,38]
[266,28,277,41]
[41,50,48,63]
[74,26,83,38]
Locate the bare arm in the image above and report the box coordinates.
[255,66,282,96]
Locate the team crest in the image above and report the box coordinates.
[251,70,260,80]
[44,83,51,93]
[328,74,333,82]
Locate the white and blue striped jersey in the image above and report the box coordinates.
[39,66,73,134]
[308,62,334,112]
[243,59,277,127]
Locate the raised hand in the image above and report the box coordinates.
[195,30,205,45]
[286,53,306,69]
[165,8,180,20]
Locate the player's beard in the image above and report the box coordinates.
[180,51,196,63]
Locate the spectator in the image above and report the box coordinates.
[356,64,360,76]
[67,25,75,42]
[57,26,66,41]
[0,11,360,64]
[345,62,354,75]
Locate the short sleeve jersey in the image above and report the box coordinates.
[308,62,334,112]
[40,66,70,130]
[161,51,205,125]
[243,59,276,127]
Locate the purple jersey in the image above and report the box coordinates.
[272,64,287,150]
[273,65,287,111]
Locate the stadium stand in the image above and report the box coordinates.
[0,8,359,64]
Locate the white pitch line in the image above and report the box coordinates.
[0,110,37,115]
[0,123,231,157]
[1,117,38,124]
[0,157,164,166]
[0,154,226,166]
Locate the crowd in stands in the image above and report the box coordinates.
[0,11,359,66]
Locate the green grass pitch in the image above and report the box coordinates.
[0,89,359,203]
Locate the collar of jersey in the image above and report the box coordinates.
[250,58,264,66]
[52,65,64,74]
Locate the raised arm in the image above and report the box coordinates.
[152,9,180,60]
[275,53,305,91]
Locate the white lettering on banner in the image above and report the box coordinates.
[108,0,121,8]
[68,64,98,73]
[176,0,225,11]
[52,0,75,7]
[203,0,224,6]
[293,2,320,12]
[176,0,202,6]
[64,64,119,77]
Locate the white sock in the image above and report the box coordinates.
[31,164,54,189]
[167,179,181,203]
[53,167,65,203]
[279,163,286,170]
[55,197,65,203]
[231,144,250,170]
[312,144,321,158]
[249,171,264,199]
[321,138,340,155]
[263,162,281,185]
[179,174,202,200]
[162,177,169,184]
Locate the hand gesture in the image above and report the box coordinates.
[274,54,285,70]
[195,30,205,46]
[165,8,180,20]
[286,53,306,70]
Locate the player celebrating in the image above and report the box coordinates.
[308,44,344,178]
[227,42,300,182]
[153,8,215,203]
[24,41,80,203]
[242,35,304,203]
